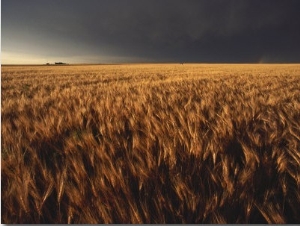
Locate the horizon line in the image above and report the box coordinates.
[2,62,300,66]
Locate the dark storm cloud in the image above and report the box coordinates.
[2,0,300,63]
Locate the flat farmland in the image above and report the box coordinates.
[1,64,300,223]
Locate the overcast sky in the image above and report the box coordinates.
[2,0,300,64]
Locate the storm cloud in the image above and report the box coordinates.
[2,0,300,63]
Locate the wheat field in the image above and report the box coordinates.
[1,64,300,223]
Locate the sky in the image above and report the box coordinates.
[2,0,300,64]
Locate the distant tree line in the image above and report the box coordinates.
[46,62,68,65]
[55,62,67,65]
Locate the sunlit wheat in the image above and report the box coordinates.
[1,64,300,223]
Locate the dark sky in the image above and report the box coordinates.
[2,0,300,64]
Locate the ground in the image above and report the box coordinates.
[1,64,300,223]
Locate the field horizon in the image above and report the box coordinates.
[1,64,300,223]
[2,62,300,66]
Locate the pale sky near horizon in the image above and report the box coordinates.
[2,0,300,64]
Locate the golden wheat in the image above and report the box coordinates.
[1,64,300,223]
